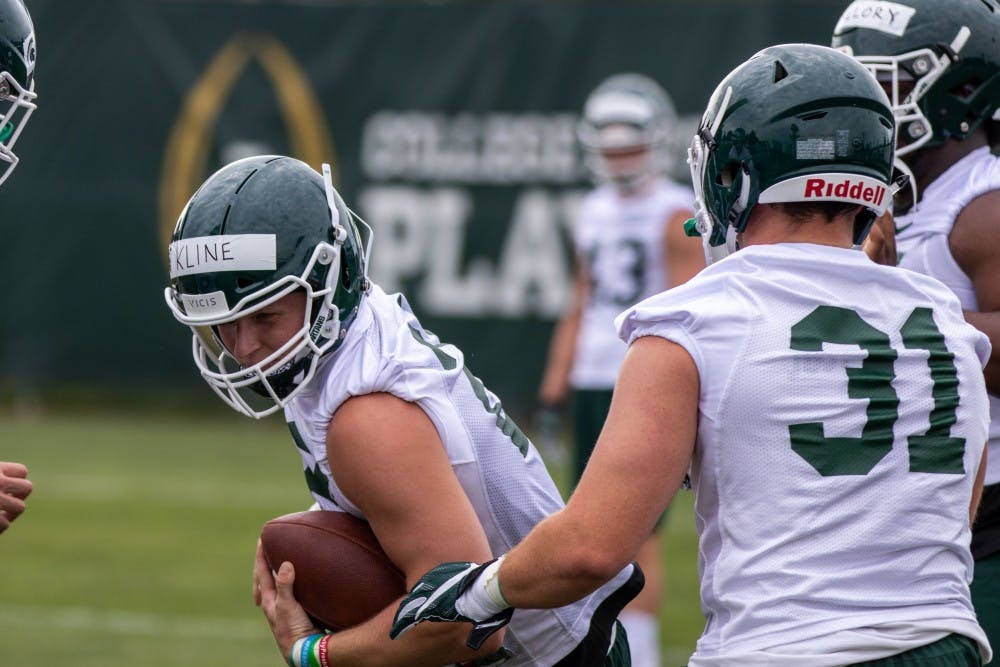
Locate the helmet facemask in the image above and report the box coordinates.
[841,25,972,159]
[0,70,36,186]
[582,122,663,193]
[686,86,745,265]
[578,74,676,192]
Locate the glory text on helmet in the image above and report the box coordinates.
[578,72,678,191]
[832,0,1000,157]
[687,43,895,263]
[164,156,370,418]
[0,0,36,187]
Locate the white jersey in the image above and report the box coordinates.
[896,146,1000,485]
[617,244,992,666]
[570,177,693,389]
[285,284,636,667]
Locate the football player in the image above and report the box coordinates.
[0,0,38,536]
[391,44,993,667]
[164,156,643,666]
[832,0,1000,653]
[537,72,701,667]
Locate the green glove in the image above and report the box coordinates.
[389,560,513,650]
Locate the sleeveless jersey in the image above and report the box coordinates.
[570,176,693,389]
[617,244,992,666]
[896,146,1000,485]
[285,284,635,667]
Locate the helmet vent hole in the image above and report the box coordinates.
[798,111,828,121]
[773,61,789,83]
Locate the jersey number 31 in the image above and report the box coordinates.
[789,305,965,477]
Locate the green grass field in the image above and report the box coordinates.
[0,408,703,666]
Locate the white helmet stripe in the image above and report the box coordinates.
[758,173,891,214]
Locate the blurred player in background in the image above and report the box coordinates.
[832,0,1000,652]
[0,0,38,536]
[391,43,993,666]
[164,155,643,666]
[538,73,701,667]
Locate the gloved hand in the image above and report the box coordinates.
[389,560,513,650]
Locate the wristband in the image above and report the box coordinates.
[483,556,510,610]
[456,556,510,621]
[288,633,325,667]
[317,634,332,667]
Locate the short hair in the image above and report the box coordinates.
[777,201,861,224]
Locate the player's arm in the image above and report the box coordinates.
[0,461,32,534]
[537,256,589,407]
[499,336,697,607]
[949,190,1000,395]
[259,393,503,666]
[664,208,704,286]
[390,336,697,645]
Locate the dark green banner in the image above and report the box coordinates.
[1,0,850,414]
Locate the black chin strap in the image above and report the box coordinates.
[247,355,312,399]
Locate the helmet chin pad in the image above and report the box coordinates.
[246,356,310,400]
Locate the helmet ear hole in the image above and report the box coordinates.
[340,248,353,290]
[717,161,741,188]
[949,78,982,101]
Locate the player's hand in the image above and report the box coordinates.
[0,461,32,534]
[253,540,320,656]
[862,210,898,266]
[389,561,513,650]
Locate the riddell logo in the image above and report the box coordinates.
[803,178,886,207]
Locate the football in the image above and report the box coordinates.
[260,509,407,631]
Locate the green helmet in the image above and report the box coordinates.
[164,156,370,418]
[687,43,895,262]
[832,0,1000,157]
[0,0,37,187]
[578,73,678,191]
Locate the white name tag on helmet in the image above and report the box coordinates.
[834,1,916,38]
[169,234,277,278]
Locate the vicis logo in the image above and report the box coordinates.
[158,33,335,259]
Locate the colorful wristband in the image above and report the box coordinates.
[288,633,325,667]
[317,634,332,667]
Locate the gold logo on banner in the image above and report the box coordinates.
[158,33,336,253]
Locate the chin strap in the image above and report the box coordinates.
[890,159,918,214]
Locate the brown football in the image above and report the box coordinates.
[260,510,407,631]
